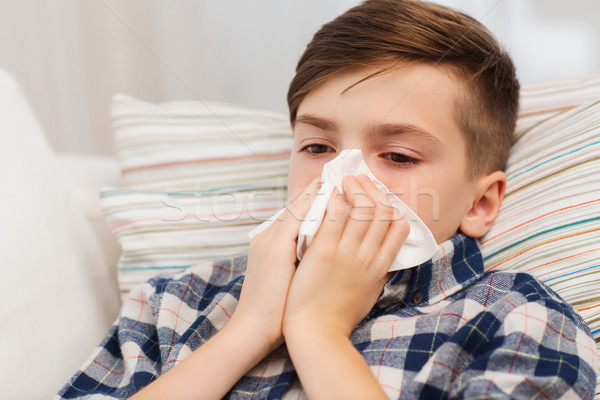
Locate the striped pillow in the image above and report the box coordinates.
[102,95,292,298]
[101,186,287,296]
[479,75,600,396]
[111,94,293,191]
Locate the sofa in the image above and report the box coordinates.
[1,67,599,398]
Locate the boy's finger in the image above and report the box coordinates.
[341,175,374,248]
[283,177,320,219]
[275,177,321,237]
[314,188,347,244]
[374,216,410,274]
[344,175,375,220]
[356,174,396,251]
[356,174,386,204]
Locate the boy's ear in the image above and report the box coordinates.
[459,171,506,239]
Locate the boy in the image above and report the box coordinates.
[57,1,597,399]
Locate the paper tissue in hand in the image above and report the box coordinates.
[248,149,439,271]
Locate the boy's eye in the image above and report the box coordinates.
[300,144,335,154]
[382,152,420,165]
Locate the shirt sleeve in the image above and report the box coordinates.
[55,281,161,399]
[451,274,598,399]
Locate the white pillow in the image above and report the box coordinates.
[0,69,120,398]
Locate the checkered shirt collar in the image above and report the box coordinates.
[378,233,484,309]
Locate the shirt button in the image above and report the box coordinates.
[412,291,423,304]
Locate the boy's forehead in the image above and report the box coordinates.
[298,62,462,130]
[338,64,396,96]
[300,61,462,111]
[332,61,458,94]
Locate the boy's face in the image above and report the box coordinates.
[288,62,485,244]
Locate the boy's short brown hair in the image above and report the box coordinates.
[287,0,520,178]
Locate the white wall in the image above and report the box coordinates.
[436,0,600,83]
[1,0,599,156]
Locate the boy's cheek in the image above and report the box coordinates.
[287,158,324,201]
[388,185,454,244]
[415,197,467,244]
[287,170,319,202]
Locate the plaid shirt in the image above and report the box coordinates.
[57,234,598,399]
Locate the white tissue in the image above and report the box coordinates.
[248,149,439,271]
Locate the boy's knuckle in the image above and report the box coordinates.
[350,192,372,207]
[376,202,395,219]
[334,203,348,219]
[350,206,374,221]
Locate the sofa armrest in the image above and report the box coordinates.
[57,153,122,288]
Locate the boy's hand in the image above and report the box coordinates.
[282,174,410,338]
[230,178,320,351]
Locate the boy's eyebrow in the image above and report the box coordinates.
[295,113,443,146]
[294,114,338,132]
[367,122,442,145]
